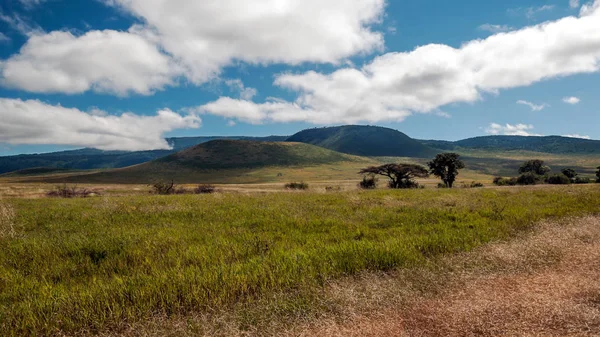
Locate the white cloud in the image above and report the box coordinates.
[104,0,385,84]
[18,0,46,9]
[485,123,541,136]
[478,24,513,33]
[0,29,178,95]
[581,0,600,15]
[562,96,581,104]
[0,98,201,151]
[571,0,581,9]
[198,5,600,125]
[0,13,43,36]
[225,79,257,101]
[525,5,556,18]
[0,33,9,43]
[517,100,549,111]
[562,133,590,139]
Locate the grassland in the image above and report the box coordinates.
[1,185,600,336]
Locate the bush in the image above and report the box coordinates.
[391,180,420,189]
[46,184,95,198]
[437,183,448,189]
[493,177,518,186]
[285,182,309,190]
[546,174,571,185]
[470,182,484,188]
[516,173,541,185]
[151,180,175,195]
[325,186,342,192]
[358,176,377,189]
[574,177,592,184]
[194,185,216,194]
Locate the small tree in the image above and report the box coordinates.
[561,168,578,182]
[519,160,551,176]
[428,153,465,188]
[359,164,429,189]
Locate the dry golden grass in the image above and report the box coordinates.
[103,216,600,337]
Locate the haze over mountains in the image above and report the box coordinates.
[1,125,599,175]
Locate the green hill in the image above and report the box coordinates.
[158,140,357,169]
[0,136,288,175]
[420,135,600,154]
[287,125,437,158]
[26,140,367,184]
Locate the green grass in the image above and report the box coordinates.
[1,186,600,336]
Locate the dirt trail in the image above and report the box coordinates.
[293,216,600,336]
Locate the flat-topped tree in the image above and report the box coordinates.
[428,153,465,188]
[359,163,429,189]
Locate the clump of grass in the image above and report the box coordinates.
[285,182,309,190]
[1,186,600,336]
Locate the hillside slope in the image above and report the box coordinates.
[420,135,600,154]
[287,125,437,158]
[27,140,368,184]
[0,135,287,174]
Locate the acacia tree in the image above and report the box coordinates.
[428,153,465,188]
[359,163,429,189]
[519,160,551,176]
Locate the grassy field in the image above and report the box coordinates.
[1,185,599,336]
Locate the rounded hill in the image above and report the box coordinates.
[287,125,437,158]
[157,140,359,169]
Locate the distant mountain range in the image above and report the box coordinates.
[1,126,599,175]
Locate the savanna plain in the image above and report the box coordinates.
[1,179,600,336]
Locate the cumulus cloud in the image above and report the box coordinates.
[198,4,600,125]
[571,0,581,9]
[0,98,201,151]
[104,0,385,84]
[485,123,541,136]
[517,100,549,111]
[0,29,178,95]
[225,79,257,101]
[562,133,591,139]
[563,96,581,104]
[478,24,513,33]
[581,0,600,15]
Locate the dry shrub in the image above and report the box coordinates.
[47,184,96,198]
[285,182,309,190]
[194,185,216,194]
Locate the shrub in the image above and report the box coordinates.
[325,186,342,192]
[194,185,216,194]
[574,177,592,184]
[285,182,309,190]
[358,176,377,189]
[516,173,540,185]
[470,182,484,188]
[546,174,571,185]
[151,180,175,195]
[47,184,95,198]
[493,177,518,186]
[437,183,448,189]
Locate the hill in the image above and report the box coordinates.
[420,135,600,154]
[158,140,356,169]
[0,135,287,175]
[287,125,437,158]
[26,140,368,184]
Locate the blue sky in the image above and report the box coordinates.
[0,0,599,155]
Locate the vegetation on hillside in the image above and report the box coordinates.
[287,125,438,158]
[421,135,600,155]
[1,187,600,336]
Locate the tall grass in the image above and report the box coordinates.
[1,186,599,336]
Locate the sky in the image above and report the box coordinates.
[0,0,599,155]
